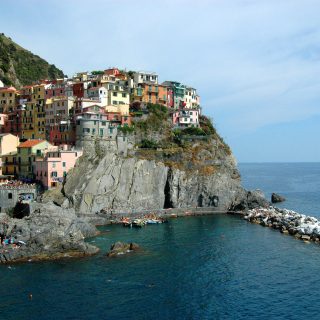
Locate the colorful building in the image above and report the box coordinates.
[3,106,23,137]
[0,113,8,132]
[75,105,114,146]
[0,86,17,113]
[34,145,82,189]
[172,109,200,128]
[1,151,18,176]
[184,87,200,109]
[0,133,20,175]
[17,140,54,180]
[162,81,186,109]
[107,81,130,106]
[133,71,158,85]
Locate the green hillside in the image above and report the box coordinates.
[0,33,64,87]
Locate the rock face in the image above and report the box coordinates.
[63,139,247,214]
[271,193,286,203]
[106,241,140,257]
[0,201,99,263]
[232,190,270,211]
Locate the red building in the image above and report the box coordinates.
[3,108,23,137]
[73,83,84,98]
[48,122,76,146]
[106,112,132,126]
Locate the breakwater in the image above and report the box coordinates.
[243,206,320,242]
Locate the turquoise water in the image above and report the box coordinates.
[1,163,320,319]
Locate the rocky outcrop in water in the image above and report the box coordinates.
[106,242,140,257]
[271,193,286,203]
[243,207,320,242]
[0,201,99,263]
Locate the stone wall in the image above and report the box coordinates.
[0,186,37,212]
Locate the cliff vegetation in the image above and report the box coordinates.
[0,33,64,87]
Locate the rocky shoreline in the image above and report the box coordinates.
[5,186,316,264]
[0,201,99,264]
[242,206,320,242]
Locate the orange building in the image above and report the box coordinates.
[132,84,173,107]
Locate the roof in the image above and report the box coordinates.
[0,86,16,92]
[0,133,12,137]
[18,140,45,148]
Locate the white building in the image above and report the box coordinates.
[184,87,200,109]
[133,71,158,85]
[87,86,108,105]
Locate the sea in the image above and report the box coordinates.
[1,163,320,320]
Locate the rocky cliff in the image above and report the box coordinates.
[63,133,247,215]
[0,202,98,263]
[0,113,268,263]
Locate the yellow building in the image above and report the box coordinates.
[21,101,36,139]
[105,104,129,116]
[2,151,18,176]
[21,84,46,139]
[0,86,17,113]
[0,133,20,175]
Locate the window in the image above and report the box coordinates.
[113,92,117,97]
[101,121,106,126]
[62,162,66,167]
[51,171,57,177]
[8,193,13,199]
[122,93,126,98]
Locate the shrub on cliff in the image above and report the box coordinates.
[182,127,206,136]
[199,115,216,135]
[139,139,159,149]
[134,103,170,133]
[118,125,134,134]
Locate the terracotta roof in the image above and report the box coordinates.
[18,140,45,148]
[0,86,17,92]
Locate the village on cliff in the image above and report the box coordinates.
[0,68,201,212]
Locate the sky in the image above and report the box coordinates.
[0,0,319,162]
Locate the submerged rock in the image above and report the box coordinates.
[106,242,140,257]
[271,193,286,203]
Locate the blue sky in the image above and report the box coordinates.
[1,0,319,162]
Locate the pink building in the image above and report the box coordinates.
[0,114,8,133]
[34,145,82,189]
[172,109,199,128]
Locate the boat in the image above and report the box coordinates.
[132,219,146,228]
[146,219,162,224]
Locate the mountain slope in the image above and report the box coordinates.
[0,33,64,87]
